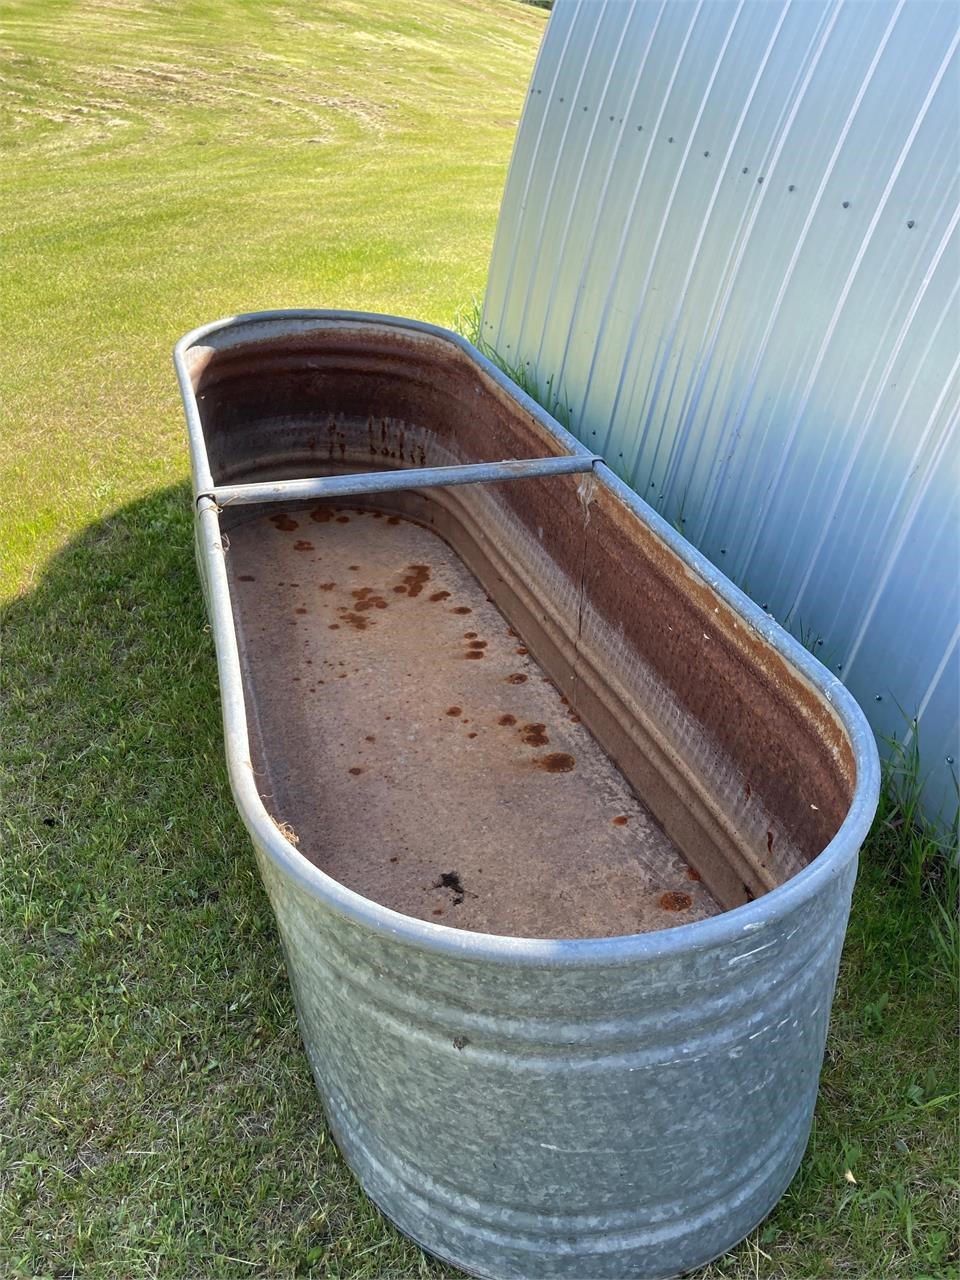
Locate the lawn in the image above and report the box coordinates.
[1,2,956,1277]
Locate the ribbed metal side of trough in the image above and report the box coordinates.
[175,311,880,1280]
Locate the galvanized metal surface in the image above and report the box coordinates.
[175,311,880,1278]
[205,453,600,508]
[484,0,959,822]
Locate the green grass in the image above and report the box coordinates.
[456,297,575,429]
[0,0,544,598]
[2,3,957,1278]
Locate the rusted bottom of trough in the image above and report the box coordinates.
[227,505,721,938]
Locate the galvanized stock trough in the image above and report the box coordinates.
[174,310,879,1279]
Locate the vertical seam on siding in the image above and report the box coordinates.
[488,0,585,352]
[908,625,960,742]
[575,0,706,431]
[516,5,636,364]
[787,206,960,620]
[549,0,669,393]
[643,2,792,501]
[602,0,748,470]
[694,0,891,547]
[842,367,960,677]
[738,10,958,574]
[672,1,845,541]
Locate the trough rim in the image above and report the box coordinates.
[175,308,881,967]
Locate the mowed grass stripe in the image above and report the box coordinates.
[1,0,542,598]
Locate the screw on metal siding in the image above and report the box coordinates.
[907,220,915,228]
[788,184,796,192]
[842,201,850,208]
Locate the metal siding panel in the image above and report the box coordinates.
[509,3,641,369]
[523,1,671,380]
[485,0,960,820]
[484,0,580,352]
[842,496,960,815]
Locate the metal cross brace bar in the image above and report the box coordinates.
[203,454,601,508]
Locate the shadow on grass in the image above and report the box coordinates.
[2,484,454,1278]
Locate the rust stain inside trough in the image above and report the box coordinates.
[269,513,298,532]
[201,322,858,941]
[535,752,576,773]
[658,891,693,912]
[225,508,725,938]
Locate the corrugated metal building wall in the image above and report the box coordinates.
[483,0,959,822]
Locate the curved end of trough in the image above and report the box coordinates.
[175,310,881,1280]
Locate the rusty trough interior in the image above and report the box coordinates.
[188,321,858,939]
